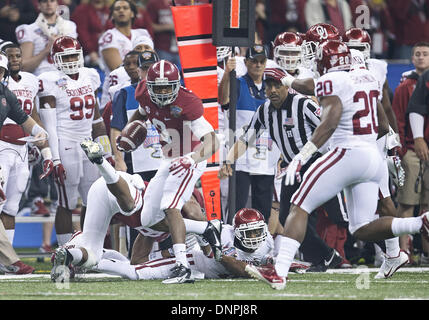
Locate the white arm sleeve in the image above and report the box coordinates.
[190,116,214,140]
[409,112,425,139]
[39,108,60,161]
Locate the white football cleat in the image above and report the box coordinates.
[374,250,409,279]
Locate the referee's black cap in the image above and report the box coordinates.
[245,45,267,59]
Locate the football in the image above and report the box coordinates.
[118,120,147,152]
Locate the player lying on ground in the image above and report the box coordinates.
[50,139,222,284]
[91,208,309,280]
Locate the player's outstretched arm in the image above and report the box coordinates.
[291,78,315,96]
[219,255,251,278]
[218,138,248,179]
[191,131,220,164]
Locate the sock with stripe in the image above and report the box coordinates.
[173,243,189,268]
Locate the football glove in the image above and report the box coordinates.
[39,147,54,180]
[285,142,318,185]
[169,155,196,176]
[52,160,66,186]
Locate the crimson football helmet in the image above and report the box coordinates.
[51,36,84,75]
[343,28,372,61]
[302,23,341,66]
[315,40,351,76]
[233,208,268,250]
[272,32,303,70]
[146,60,181,106]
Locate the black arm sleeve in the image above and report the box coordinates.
[407,69,429,116]
[5,86,29,125]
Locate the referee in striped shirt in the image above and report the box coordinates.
[219,67,348,270]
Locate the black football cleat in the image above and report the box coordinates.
[202,219,222,260]
[306,249,343,273]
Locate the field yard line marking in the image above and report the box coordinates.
[234,292,358,299]
[0,273,121,280]
[324,267,429,274]
[290,279,429,284]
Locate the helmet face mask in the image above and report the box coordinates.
[51,36,84,75]
[233,208,268,250]
[343,28,372,61]
[274,45,302,70]
[273,32,303,70]
[146,60,181,107]
[345,41,371,61]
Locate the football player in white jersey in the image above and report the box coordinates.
[0,43,54,244]
[246,40,429,290]
[264,24,342,96]
[89,208,308,281]
[345,28,409,278]
[272,31,315,82]
[50,139,223,283]
[16,0,77,76]
[38,36,111,247]
[98,0,152,111]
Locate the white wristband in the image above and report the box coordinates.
[281,74,295,88]
[299,141,318,162]
[409,112,424,139]
[41,147,52,160]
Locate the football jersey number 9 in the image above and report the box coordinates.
[70,95,96,120]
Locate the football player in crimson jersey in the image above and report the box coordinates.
[51,139,224,283]
[118,59,221,283]
[0,43,54,245]
[247,40,429,290]
[38,36,112,247]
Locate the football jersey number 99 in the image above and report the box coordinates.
[70,95,96,120]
